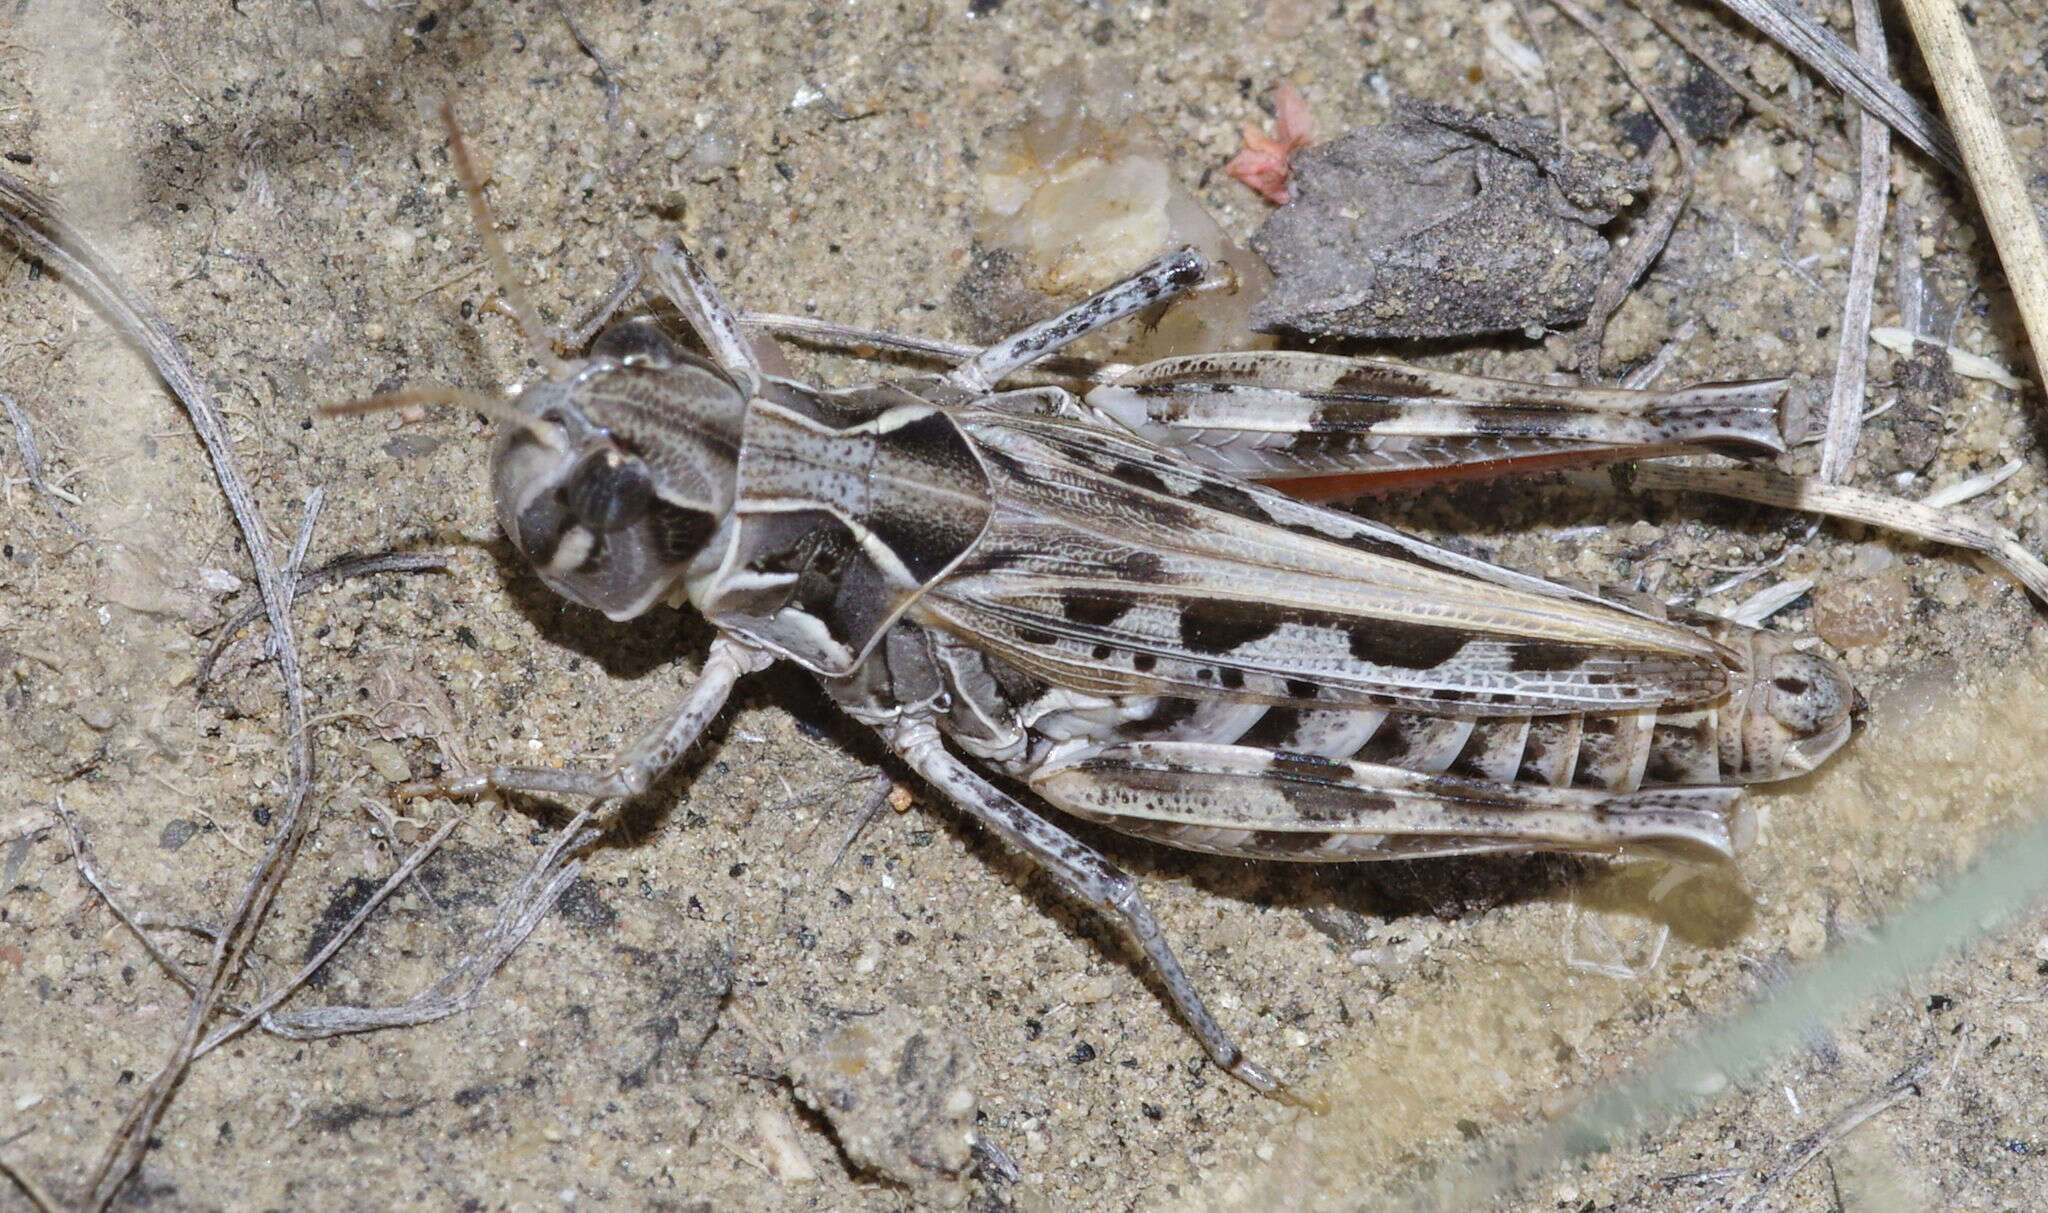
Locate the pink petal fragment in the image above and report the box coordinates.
[1224,83,1316,206]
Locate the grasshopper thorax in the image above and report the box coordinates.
[493,320,746,621]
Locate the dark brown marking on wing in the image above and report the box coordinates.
[1507,642,1591,673]
[1060,591,1138,629]
[1186,478,1271,520]
[1270,750,1345,781]
[1331,365,1453,397]
[1280,521,1422,566]
[1110,549,1168,582]
[1115,463,1173,496]
[1347,620,1468,670]
[1179,601,1285,654]
[1305,396,1404,431]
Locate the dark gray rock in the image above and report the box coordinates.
[1251,99,1649,339]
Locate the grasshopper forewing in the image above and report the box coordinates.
[342,112,1854,1103]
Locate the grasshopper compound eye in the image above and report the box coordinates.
[563,448,654,533]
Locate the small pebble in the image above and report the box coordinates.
[1812,570,1909,648]
[363,741,411,783]
[1787,909,1828,960]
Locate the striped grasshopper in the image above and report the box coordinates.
[349,112,1853,1103]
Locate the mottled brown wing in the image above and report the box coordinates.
[915,409,1739,717]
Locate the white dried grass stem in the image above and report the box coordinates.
[1870,326,2027,389]
[1709,0,1961,172]
[1726,577,1816,627]
[1818,0,1891,484]
[1898,0,2048,396]
[1920,458,2021,508]
[1629,462,2048,602]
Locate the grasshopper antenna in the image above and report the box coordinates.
[437,98,567,376]
[319,105,575,436]
[320,386,564,447]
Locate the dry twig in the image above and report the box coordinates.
[1817,0,1893,483]
[1898,0,2048,394]
[60,801,209,995]
[1719,1066,1924,1211]
[552,0,622,128]
[0,166,313,1210]
[1547,0,1696,378]
[0,1134,60,1213]
[1627,462,2048,602]
[1627,0,1829,149]
[251,809,601,1042]
[197,551,452,689]
[192,817,462,1059]
[1708,0,1962,173]
[1,386,82,535]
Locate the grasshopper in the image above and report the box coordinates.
[347,110,1853,1102]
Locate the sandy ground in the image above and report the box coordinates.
[3,1,2047,1208]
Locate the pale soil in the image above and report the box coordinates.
[3,2,2046,1210]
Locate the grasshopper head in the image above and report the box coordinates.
[333,107,753,622]
[493,320,746,621]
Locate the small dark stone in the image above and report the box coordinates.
[1252,100,1646,339]
[158,819,201,851]
[1070,1041,1096,1064]
[1885,338,1957,473]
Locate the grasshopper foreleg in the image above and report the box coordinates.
[425,636,769,803]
